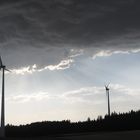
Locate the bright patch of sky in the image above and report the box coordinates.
[4,51,140,125]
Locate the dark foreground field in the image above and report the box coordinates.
[4,130,140,140]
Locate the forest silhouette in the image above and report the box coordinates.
[5,110,140,137]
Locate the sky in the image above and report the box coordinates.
[0,0,140,125]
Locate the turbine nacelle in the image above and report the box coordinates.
[0,66,5,69]
[0,56,10,72]
[105,86,109,91]
[105,83,110,91]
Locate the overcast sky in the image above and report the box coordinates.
[0,0,140,125]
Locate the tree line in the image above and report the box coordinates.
[6,110,140,137]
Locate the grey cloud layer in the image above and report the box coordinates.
[0,0,140,67]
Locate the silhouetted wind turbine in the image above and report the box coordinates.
[0,56,10,137]
[105,83,111,116]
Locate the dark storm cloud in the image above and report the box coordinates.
[0,0,140,68]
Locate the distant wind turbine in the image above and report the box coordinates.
[105,83,111,116]
[0,56,10,137]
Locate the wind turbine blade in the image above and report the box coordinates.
[107,83,110,87]
[5,68,11,72]
[0,56,3,66]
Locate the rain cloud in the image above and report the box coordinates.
[0,0,140,68]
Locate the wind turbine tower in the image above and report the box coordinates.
[0,56,10,137]
[105,84,111,116]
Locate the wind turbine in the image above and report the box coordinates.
[105,83,111,116]
[0,56,10,137]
